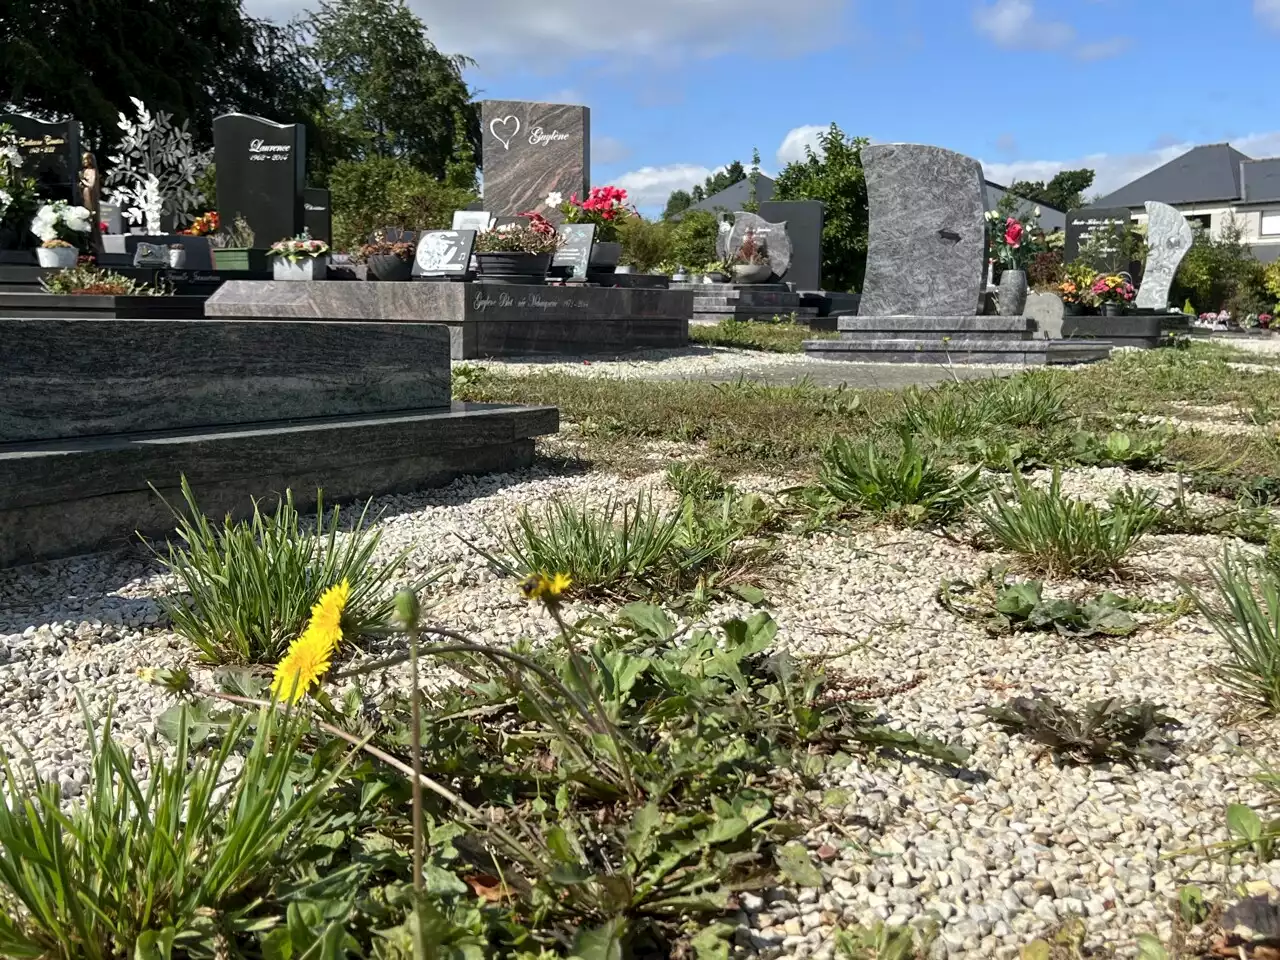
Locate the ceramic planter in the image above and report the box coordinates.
[732,263,772,284]
[168,247,187,269]
[36,246,78,269]
[704,271,729,283]
[997,269,1028,316]
[474,251,551,285]
[273,255,329,281]
[368,254,413,282]
[589,241,622,273]
[213,247,269,273]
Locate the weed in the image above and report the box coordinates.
[939,575,1142,638]
[977,469,1161,576]
[836,921,935,959]
[983,696,1180,766]
[666,460,729,501]
[1193,550,1280,712]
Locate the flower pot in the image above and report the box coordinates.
[213,247,269,273]
[368,254,412,282]
[273,255,329,281]
[997,269,1028,316]
[732,263,772,284]
[589,241,622,274]
[1102,302,1124,317]
[705,271,729,283]
[36,246,78,269]
[1063,301,1082,316]
[474,251,551,285]
[168,248,187,269]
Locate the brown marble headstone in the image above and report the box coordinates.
[480,100,589,217]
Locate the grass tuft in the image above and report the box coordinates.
[1194,550,1280,712]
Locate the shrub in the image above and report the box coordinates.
[977,469,1160,576]
[1194,551,1280,711]
[152,478,414,664]
[666,209,720,270]
[666,461,728,501]
[1027,249,1065,289]
[1173,217,1267,314]
[819,434,984,526]
[328,155,476,252]
[617,214,671,272]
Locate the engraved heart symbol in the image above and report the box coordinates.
[489,116,520,151]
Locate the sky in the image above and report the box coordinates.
[245,0,1280,214]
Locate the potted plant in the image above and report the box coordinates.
[356,230,415,282]
[552,186,632,272]
[702,259,733,283]
[1058,262,1097,316]
[473,213,562,285]
[40,262,171,296]
[730,229,772,284]
[268,232,331,281]
[1090,274,1136,316]
[210,215,267,272]
[30,201,91,268]
[986,208,1042,316]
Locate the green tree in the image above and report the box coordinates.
[744,147,762,213]
[1007,169,1095,212]
[308,0,475,181]
[667,210,720,270]
[663,190,694,220]
[328,155,476,251]
[702,161,746,198]
[773,123,869,292]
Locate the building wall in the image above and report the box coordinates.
[1130,204,1280,249]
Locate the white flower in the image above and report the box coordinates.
[1033,206,1041,217]
[63,205,92,233]
[0,188,11,215]
[545,191,564,208]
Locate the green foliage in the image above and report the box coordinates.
[819,434,984,526]
[328,154,475,252]
[0,703,348,958]
[666,209,721,270]
[662,189,694,220]
[152,478,416,664]
[982,696,1180,766]
[616,214,670,272]
[1193,550,1280,711]
[1069,430,1170,469]
[1006,169,1096,213]
[835,921,934,959]
[1173,218,1267,314]
[666,462,729,501]
[977,469,1161,576]
[939,575,1141,638]
[194,162,216,211]
[773,123,870,292]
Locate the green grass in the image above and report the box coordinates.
[689,317,838,353]
[1194,551,1280,712]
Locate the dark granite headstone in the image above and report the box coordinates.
[303,188,331,244]
[859,143,986,317]
[761,200,824,289]
[553,223,596,279]
[452,210,493,232]
[1064,206,1133,272]
[0,114,80,202]
[481,100,589,217]
[724,212,793,280]
[212,113,305,249]
[411,230,475,277]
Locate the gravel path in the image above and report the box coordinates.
[1,415,1278,957]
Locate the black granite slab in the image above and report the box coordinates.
[803,337,1111,365]
[0,294,208,319]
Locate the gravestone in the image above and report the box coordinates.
[212,113,305,249]
[1136,201,1193,310]
[99,202,123,235]
[480,100,589,217]
[761,200,823,290]
[1025,291,1065,339]
[0,114,80,202]
[1064,207,1133,272]
[722,212,793,280]
[452,210,493,232]
[859,143,986,317]
[553,223,596,279]
[303,188,331,244]
[411,230,475,278]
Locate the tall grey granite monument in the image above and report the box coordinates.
[858,144,987,317]
[1136,201,1193,310]
[481,100,589,218]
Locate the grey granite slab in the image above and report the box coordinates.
[837,315,1030,339]
[804,337,1111,365]
[1137,201,1194,310]
[859,144,987,318]
[0,319,451,442]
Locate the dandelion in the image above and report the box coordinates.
[519,571,572,604]
[137,667,156,684]
[270,580,349,703]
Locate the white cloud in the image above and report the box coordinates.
[981,131,1280,200]
[972,0,1126,58]
[612,163,715,209]
[1257,0,1280,29]
[776,125,827,166]
[245,0,846,64]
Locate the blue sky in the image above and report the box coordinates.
[248,0,1280,214]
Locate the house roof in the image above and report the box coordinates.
[1091,143,1254,208]
[984,181,1067,232]
[1242,159,1280,204]
[683,174,776,215]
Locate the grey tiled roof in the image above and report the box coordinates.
[683,175,777,214]
[1242,159,1280,204]
[984,181,1067,232]
[1091,143,1254,208]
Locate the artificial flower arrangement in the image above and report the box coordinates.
[1089,274,1136,305]
[473,212,563,255]
[549,186,632,243]
[985,208,1042,272]
[1058,261,1097,304]
[30,200,92,248]
[734,230,768,265]
[182,210,220,237]
[355,230,415,263]
[267,232,330,261]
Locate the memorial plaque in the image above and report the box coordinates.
[859,143,987,317]
[1064,206,1133,272]
[303,187,331,244]
[452,210,493,231]
[0,114,80,202]
[213,113,305,250]
[411,230,475,277]
[724,211,793,281]
[761,200,824,290]
[132,242,169,267]
[553,223,596,279]
[480,100,589,217]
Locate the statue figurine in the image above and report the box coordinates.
[79,151,102,249]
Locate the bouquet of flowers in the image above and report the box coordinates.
[183,210,220,236]
[1089,274,1135,305]
[985,209,1042,272]
[30,201,92,248]
[549,186,632,243]
[474,213,563,255]
[267,232,330,261]
[355,230,415,263]
[734,230,768,265]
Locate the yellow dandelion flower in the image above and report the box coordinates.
[137,667,156,684]
[306,580,350,646]
[269,580,350,704]
[519,571,572,603]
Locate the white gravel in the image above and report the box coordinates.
[1,450,1277,958]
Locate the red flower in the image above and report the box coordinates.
[1004,219,1024,247]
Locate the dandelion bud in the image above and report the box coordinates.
[394,589,421,630]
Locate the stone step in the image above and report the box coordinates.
[803,337,1112,366]
[837,315,1031,340]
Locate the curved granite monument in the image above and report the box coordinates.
[1136,201,1193,311]
[858,144,986,317]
